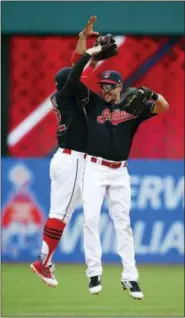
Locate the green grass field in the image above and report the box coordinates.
[2,264,184,317]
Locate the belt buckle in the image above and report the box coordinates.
[109,162,114,169]
[63,148,71,155]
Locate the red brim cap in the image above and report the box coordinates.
[97,79,118,84]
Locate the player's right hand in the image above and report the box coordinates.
[81,15,99,38]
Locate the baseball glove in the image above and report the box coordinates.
[119,87,150,116]
[93,34,118,61]
[138,86,158,101]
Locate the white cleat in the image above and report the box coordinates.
[89,285,102,295]
[89,276,102,295]
[129,290,144,300]
[121,280,144,300]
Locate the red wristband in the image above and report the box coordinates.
[71,51,82,64]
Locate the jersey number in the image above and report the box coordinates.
[53,108,66,133]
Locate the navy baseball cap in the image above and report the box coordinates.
[98,71,123,85]
[55,67,72,90]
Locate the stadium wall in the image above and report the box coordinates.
[2,1,184,35]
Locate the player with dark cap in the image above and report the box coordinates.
[30,16,99,288]
[30,62,88,287]
[98,70,123,103]
[55,67,72,90]
[65,42,169,299]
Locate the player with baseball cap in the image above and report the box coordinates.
[30,16,99,288]
[66,41,169,299]
[98,70,123,103]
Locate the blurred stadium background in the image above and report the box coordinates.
[1,1,184,317]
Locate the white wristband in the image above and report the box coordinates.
[79,32,87,39]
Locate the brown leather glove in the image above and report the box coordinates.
[93,34,118,61]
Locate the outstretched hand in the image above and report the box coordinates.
[81,15,99,38]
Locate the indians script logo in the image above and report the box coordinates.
[97,108,136,125]
[2,164,45,259]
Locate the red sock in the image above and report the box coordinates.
[41,218,66,266]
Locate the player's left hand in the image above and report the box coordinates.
[119,87,150,116]
[139,86,158,101]
[81,15,99,38]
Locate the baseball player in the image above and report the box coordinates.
[30,16,99,287]
[66,41,169,299]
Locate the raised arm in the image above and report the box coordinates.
[72,15,99,63]
[57,45,102,107]
[67,45,102,88]
[80,64,99,92]
[151,93,169,114]
[70,16,99,92]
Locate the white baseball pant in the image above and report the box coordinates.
[49,148,85,224]
[83,155,139,282]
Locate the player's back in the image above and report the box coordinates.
[51,90,88,153]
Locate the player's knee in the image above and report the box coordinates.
[114,220,132,232]
[49,213,70,224]
[84,216,99,230]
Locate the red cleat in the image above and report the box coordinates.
[30,260,58,287]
